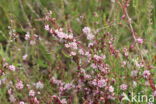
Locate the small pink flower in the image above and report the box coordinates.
[55,30,68,39]
[84,74,91,79]
[68,34,73,39]
[108,86,114,92]
[34,97,40,104]
[52,95,57,98]
[148,102,153,104]
[16,80,24,90]
[82,27,94,40]
[29,90,35,97]
[35,81,44,89]
[91,63,97,69]
[121,61,127,67]
[65,44,70,48]
[145,81,150,86]
[82,27,91,34]
[88,42,94,47]
[94,55,102,61]
[98,79,107,88]
[120,84,128,91]
[30,40,36,45]
[67,42,78,49]
[121,15,126,19]
[9,65,16,71]
[61,99,67,104]
[45,25,50,31]
[143,70,151,78]
[91,79,97,86]
[19,101,25,104]
[25,32,30,40]
[136,38,143,44]
[78,49,84,55]
[70,51,76,56]
[153,90,156,97]
[64,83,75,90]
[87,33,94,40]
[3,62,9,67]
[26,84,31,89]
[8,88,12,95]
[85,51,91,57]
[22,54,28,60]
[9,95,16,103]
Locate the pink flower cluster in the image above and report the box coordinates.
[16,80,24,90]
[82,27,95,40]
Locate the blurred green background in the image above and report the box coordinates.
[0,0,155,37]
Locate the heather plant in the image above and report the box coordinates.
[0,0,155,104]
